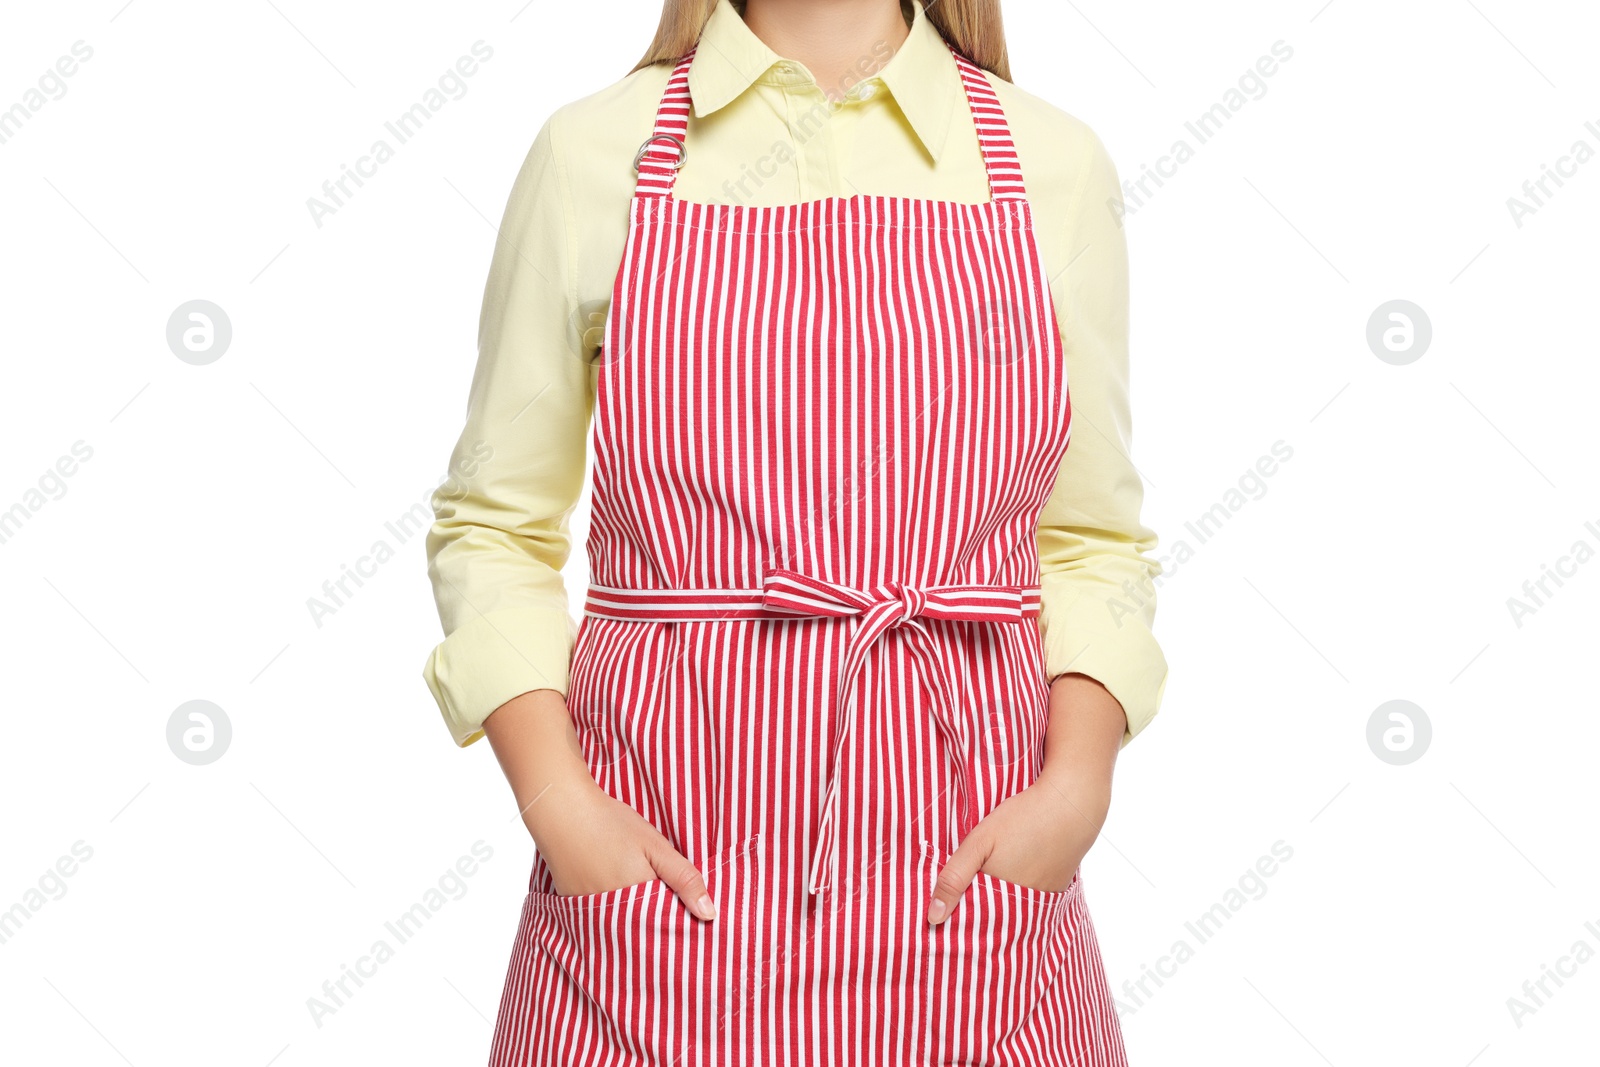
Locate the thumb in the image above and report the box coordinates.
[928,834,990,925]
[646,838,717,922]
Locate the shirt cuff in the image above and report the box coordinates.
[422,607,574,747]
[1037,587,1168,746]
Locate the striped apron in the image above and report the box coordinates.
[490,45,1129,1067]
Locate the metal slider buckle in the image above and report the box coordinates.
[633,133,688,171]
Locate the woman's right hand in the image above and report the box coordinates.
[482,689,716,921]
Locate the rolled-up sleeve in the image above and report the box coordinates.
[1035,127,1168,745]
[423,111,592,747]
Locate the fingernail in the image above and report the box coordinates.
[927,899,946,924]
[695,895,716,921]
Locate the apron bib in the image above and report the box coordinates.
[490,46,1129,1067]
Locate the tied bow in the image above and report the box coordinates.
[759,568,1041,894]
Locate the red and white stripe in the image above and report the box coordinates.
[589,569,1045,894]
[491,42,1127,1067]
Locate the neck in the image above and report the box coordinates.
[740,0,911,101]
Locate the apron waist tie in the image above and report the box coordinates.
[584,568,1043,895]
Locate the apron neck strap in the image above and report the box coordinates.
[950,51,1029,202]
[633,51,695,199]
[632,45,1028,204]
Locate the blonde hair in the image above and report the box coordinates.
[631,0,1012,81]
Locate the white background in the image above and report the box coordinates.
[1,0,1596,1064]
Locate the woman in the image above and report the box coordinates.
[423,0,1167,1062]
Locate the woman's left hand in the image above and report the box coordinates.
[926,771,1109,922]
[927,673,1127,924]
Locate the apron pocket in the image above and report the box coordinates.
[521,833,765,1058]
[916,840,1077,1064]
[969,864,1081,906]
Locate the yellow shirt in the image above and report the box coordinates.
[424,0,1167,748]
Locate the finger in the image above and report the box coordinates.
[928,836,990,925]
[646,839,716,921]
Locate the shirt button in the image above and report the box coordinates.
[775,62,793,75]
[856,82,877,100]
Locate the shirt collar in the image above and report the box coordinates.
[687,0,960,162]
